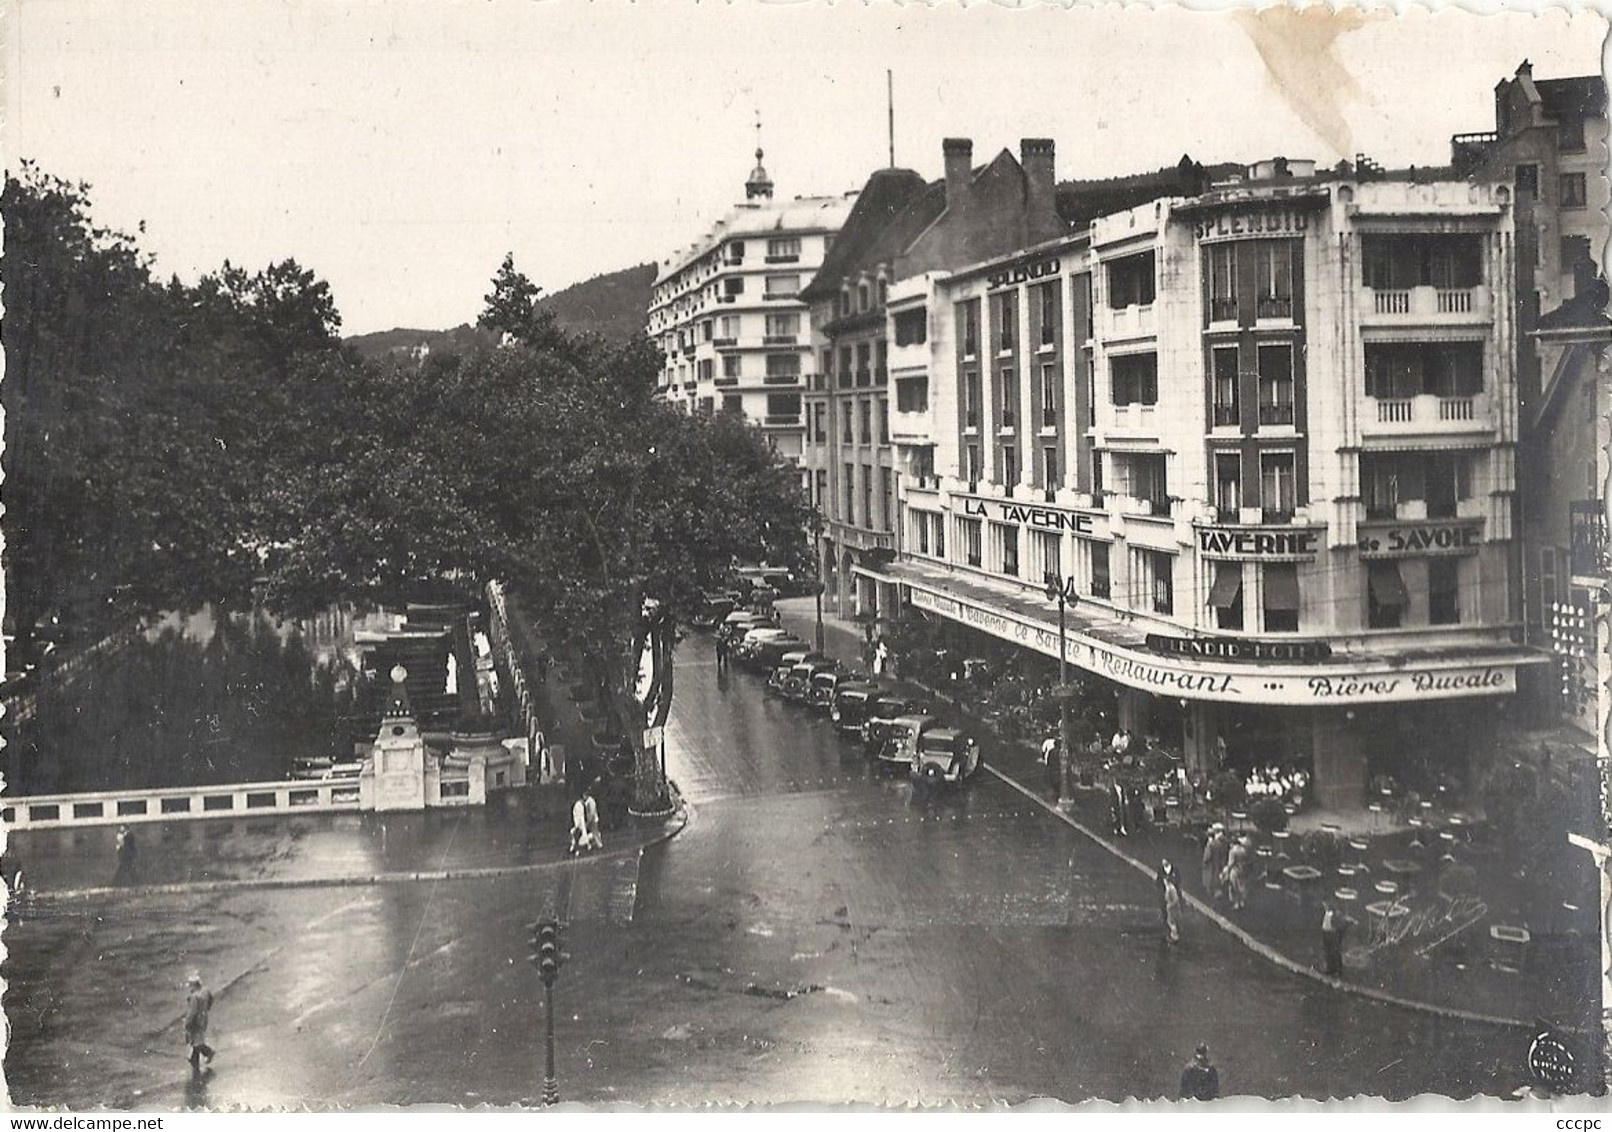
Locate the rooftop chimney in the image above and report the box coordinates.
[1020,138,1059,243]
[943,138,973,214]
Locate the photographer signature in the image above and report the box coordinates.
[1354,892,1489,959]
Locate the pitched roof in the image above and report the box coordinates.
[1053,157,1243,228]
[1536,76,1607,122]
[800,168,932,300]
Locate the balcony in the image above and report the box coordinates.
[763,373,800,386]
[1256,296,1293,321]
[1367,393,1490,432]
[764,254,799,264]
[1258,402,1295,427]
[763,334,798,346]
[713,376,738,388]
[1090,578,1112,600]
[1362,285,1490,322]
[1209,297,1238,323]
[712,337,737,348]
[1106,303,1156,340]
[1212,404,1239,428]
[763,292,800,302]
[1109,402,1158,432]
[763,414,801,427]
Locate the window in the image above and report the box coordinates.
[722,394,742,415]
[1000,367,1017,429]
[856,343,872,385]
[1257,345,1295,426]
[1364,342,1483,398]
[875,340,887,381]
[995,293,1017,352]
[1209,561,1243,630]
[1425,450,1470,519]
[838,346,854,388]
[862,464,873,528]
[1263,564,1300,632]
[1255,242,1294,319]
[877,398,888,443]
[1428,558,1461,625]
[766,354,801,380]
[765,313,799,338]
[842,401,853,440]
[1208,244,1237,322]
[1212,347,1240,426]
[702,320,714,341]
[1119,452,1169,512]
[1001,444,1017,486]
[858,283,870,312]
[961,518,983,567]
[815,469,828,510]
[961,301,981,356]
[1107,252,1156,308]
[697,359,714,382]
[1091,452,1104,501]
[965,444,981,487]
[880,467,894,531]
[843,462,856,521]
[1558,118,1587,153]
[697,396,714,416]
[727,241,746,263]
[1111,353,1159,405]
[916,511,931,555]
[766,237,800,259]
[1040,362,1059,427]
[1259,452,1297,521]
[894,308,927,346]
[1214,453,1241,520]
[964,370,981,429]
[993,522,1019,576]
[1043,445,1058,492]
[765,393,800,422]
[859,399,872,444]
[1039,283,1059,346]
[1366,560,1407,629]
[766,274,800,298]
[1516,164,1540,195]
[896,376,928,413]
[723,277,745,297]
[933,515,945,559]
[1135,548,1174,615]
[1033,530,1062,582]
[723,354,742,378]
[1561,172,1588,209]
[812,402,826,443]
[1089,542,1112,599]
[1362,235,1482,290]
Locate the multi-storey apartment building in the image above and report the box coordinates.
[647,151,855,473]
[885,159,1541,811]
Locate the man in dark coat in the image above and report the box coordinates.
[184,972,216,1071]
[1321,899,1351,977]
[1180,1043,1220,1100]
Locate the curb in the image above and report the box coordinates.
[32,803,690,904]
[981,761,1552,1035]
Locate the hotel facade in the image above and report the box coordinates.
[648,151,856,473]
[875,160,1543,810]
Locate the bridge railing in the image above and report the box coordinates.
[3,777,363,831]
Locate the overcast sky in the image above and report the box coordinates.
[6,1,1605,335]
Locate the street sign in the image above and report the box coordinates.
[642,726,664,749]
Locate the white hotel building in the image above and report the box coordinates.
[648,152,856,472]
[880,159,1544,810]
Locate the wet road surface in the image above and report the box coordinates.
[4,636,1532,1106]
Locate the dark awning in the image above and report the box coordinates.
[1264,565,1301,611]
[1208,563,1243,609]
[1368,562,1409,607]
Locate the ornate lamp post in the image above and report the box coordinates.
[1044,571,1079,809]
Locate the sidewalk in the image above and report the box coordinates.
[772,598,1600,1033]
[9,788,686,897]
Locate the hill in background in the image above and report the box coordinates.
[344,262,656,361]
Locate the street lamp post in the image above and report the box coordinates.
[1044,572,1079,809]
[810,510,826,653]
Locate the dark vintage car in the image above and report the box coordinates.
[861,695,931,753]
[717,610,774,646]
[782,658,838,703]
[691,594,737,630]
[829,683,884,737]
[745,635,809,674]
[766,649,819,694]
[807,669,872,713]
[875,713,937,769]
[911,727,981,785]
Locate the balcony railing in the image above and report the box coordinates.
[1375,289,1411,314]
[1437,289,1473,314]
[764,254,800,264]
[855,368,871,387]
[1212,404,1239,427]
[763,414,801,426]
[1261,506,1294,524]
[1256,296,1293,320]
[713,376,738,387]
[1090,578,1111,600]
[964,409,980,430]
[1210,297,1238,323]
[1438,396,1474,420]
[1258,402,1295,426]
[763,373,800,386]
[1001,410,1016,430]
[713,337,737,347]
[763,334,798,345]
[763,292,799,302]
[966,552,983,568]
[1378,398,1414,422]
[1042,408,1058,429]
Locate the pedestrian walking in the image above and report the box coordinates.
[1222,836,1252,911]
[1320,899,1351,977]
[1180,1043,1220,1100]
[1201,824,1229,902]
[183,972,216,1072]
[569,794,589,856]
[873,639,889,678]
[582,787,604,852]
[1157,859,1183,944]
[1040,732,1058,767]
[113,825,139,885]
[714,634,729,674]
[1108,777,1130,837]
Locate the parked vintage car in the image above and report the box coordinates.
[746,635,809,674]
[875,713,937,769]
[766,650,818,694]
[717,610,774,646]
[691,593,737,630]
[829,682,884,737]
[911,727,980,785]
[733,628,795,664]
[807,669,871,712]
[782,658,838,703]
[861,695,931,754]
